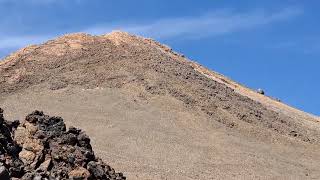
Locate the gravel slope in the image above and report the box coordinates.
[0,31,319,179]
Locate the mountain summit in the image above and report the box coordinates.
[0,31,319,179]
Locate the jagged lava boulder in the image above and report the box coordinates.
[0,108,125,180]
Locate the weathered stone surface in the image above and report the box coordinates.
[0,109,126,179]
[19,150,36,165]
[87,161,105,178]
[69,167,90,179]
[24,122,38,135]
[37,158,51,172]
[22,138,43,153]
[14,127,28,145]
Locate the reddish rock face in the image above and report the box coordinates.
[0,108,126,180]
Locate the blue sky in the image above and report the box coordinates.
[0,0,319,115]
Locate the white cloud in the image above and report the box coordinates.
[86,7,303,39]
[0,7,303,55]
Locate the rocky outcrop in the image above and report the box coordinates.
[0,108,125,180]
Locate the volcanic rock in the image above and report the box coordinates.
[0,108,126,179]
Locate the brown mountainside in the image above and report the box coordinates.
[0,31,319,179]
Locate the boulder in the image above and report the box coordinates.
[0,109,126,179]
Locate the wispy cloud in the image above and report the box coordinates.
[268,36,320,55]
[0,7,303,56]
[86,7,303,39]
